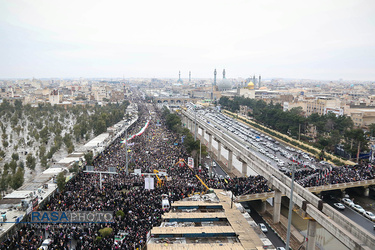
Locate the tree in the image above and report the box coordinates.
[9,160,17,174]
[99,227,113,238]
[26,153,36,170]
[10,167,24,190]
[39,145,46,159]
[12,152,19,161]
[0,174,8,197]
[116,210,125,219]
[41,156,48,168]
[94,119,107,136]
[84,151,94,165]
[56,172,66,192]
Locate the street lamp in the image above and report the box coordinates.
[125,130,129,175]
[194,105,197,141]
[286,163,296,250]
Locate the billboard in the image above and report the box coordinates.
[188,157,194,168]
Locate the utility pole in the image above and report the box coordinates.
[357,141,361,163]
[286,163,296,250]
[200,140,202,165]
[210,151,213,178]
[194,105,197,141]
[125,130,129,175]
[298,123,301,141]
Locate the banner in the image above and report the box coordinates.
[145,177,154,190]
[188,157,194,168]
[121,120,150,144]
[134,169,142,176]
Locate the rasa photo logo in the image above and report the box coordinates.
[29,211,114,223]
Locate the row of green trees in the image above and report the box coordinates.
[0,100,130,197]
[0,161,25,198]
[161,107,208,162]
[219,96,368,158]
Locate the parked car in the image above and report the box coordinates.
[259,223,268,233]
[39,239,52,250]
[363,211,375,221]
[333,203,345,210]
[352,204,365,214]
[341,198,354,206]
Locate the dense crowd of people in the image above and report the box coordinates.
[0,100,265,250]
[1,97,374,250]
[284,164,375,187]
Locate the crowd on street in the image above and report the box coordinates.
[285,164,375,187]
[1,97,375,249]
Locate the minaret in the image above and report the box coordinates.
[223,69,226,79]
[212,69,217,102]
[177,71,183,83]
[259,75,261,89]
[189,71,191,82]
[253,75,256,86]
[214,69,217,86]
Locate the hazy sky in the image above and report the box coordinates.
[1,0,374,80]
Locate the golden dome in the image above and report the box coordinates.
[247,82,254,90]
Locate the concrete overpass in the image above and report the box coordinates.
[153,96,194,104]
[181,109,375,250]
[236,179,375,202]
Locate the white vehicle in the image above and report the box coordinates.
[333,203,345,210]
[259,223,268,233]
[363,211,375,221]
[351,204,365,214]
[161,194,170,211]
[341,198,354,206]
[39,239,52,250]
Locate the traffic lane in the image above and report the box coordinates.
[204,159,228,178]
[205,115,312,170]
[324,198,375,235]
[245,203,286,248]
[212,160,228,177]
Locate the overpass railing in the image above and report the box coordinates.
[182,110,375,250]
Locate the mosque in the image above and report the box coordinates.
[237,81,255,99]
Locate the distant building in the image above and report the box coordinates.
[237,82,255,99]
[49,89,61,105]
[110,90,125,102]
[350,109,375,127]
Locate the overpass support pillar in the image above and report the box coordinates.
[273,190,282,224]
[228,150,233,172]
[364,187,370,197]
[341,189,347,198]
[306,219,317,250]
[217,141,222,161]
[201,128,205,142]
[242,161,247,176]
[208,134,212,152]
[260,201,267,214]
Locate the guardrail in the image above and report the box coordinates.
[182,110,375,250]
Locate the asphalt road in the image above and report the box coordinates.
[323,195,375,235]
[244,202,286,248]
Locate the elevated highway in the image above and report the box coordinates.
[237,179,375,202]
[182,110,375,250]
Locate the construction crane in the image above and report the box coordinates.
[153,169,164,187]
[175,158,211,193]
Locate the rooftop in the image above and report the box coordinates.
[147,190,264,250]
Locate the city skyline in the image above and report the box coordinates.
[1,0,374,81]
